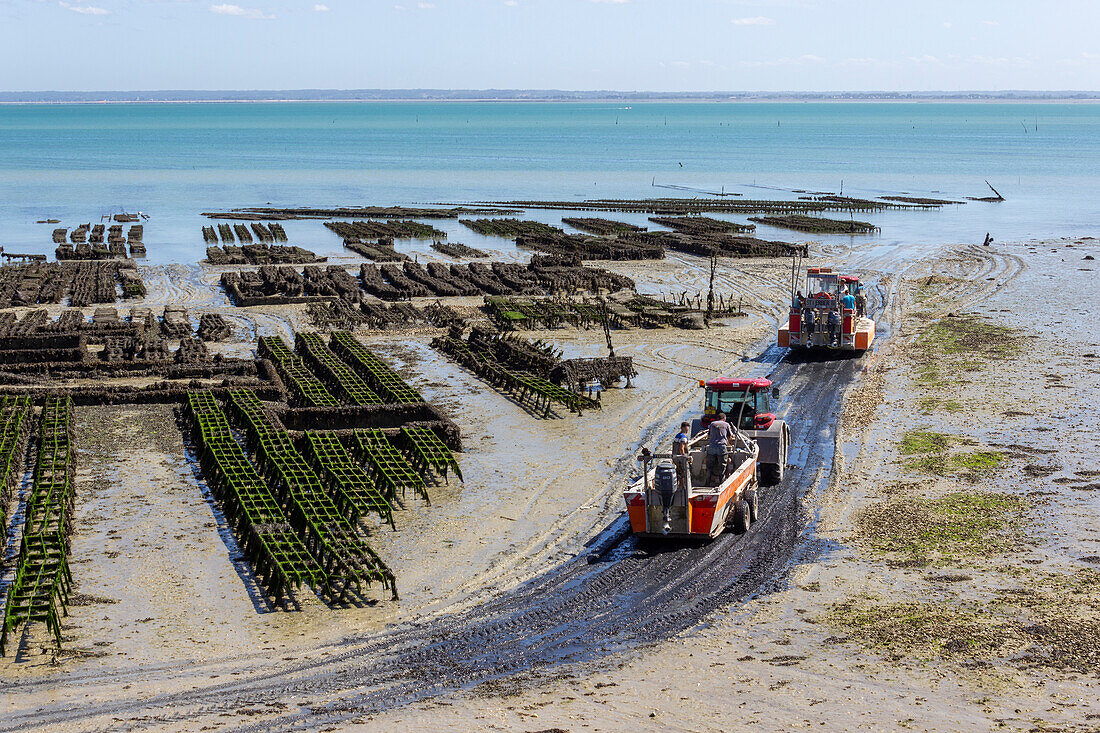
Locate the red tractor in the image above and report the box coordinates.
[690,377,791,485]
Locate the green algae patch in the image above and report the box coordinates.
[896,430,1003,479]
[918,396,963,414]
[920,315,1024,360]
[914,364,950,387]
[899,430,951,455]
[952,450,1006,473]
[909,314,1025,389]
[820,600,1014,661]
[823,571,1100,673]
[897,429,955,475]
[856,491,1028,563]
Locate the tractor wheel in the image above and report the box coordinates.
[759,462,783,486]
[744,487,759,522]
[732,499,751,534]
[760,429,791,486]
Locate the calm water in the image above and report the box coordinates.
[0,102,1098,264]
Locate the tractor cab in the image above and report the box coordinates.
[803,270,863,309]
[699,378,778,432]
[692,376,790,486]
[804,269,845,306]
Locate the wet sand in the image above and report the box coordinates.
[351,239,1100,732]
[0,253,790,678]
[2,237,1097,732]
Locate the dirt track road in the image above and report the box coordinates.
[2,334,866,731]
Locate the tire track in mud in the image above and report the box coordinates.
[933,245,1026,314]
[3,343,865,732]
[884,245,1026,347]
[4,252,896,730]
[447,335,751,600]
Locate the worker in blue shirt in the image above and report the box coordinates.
[842,290,856,311]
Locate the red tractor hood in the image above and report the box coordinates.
[704,377,772,391]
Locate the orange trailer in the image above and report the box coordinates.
[623,430,759,539]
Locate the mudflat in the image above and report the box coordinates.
[0,233,1096,733]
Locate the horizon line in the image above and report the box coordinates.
[2,88,1099,103]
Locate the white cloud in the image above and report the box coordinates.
[731,16,775,25]
[504,0,517,5]
[982,20,999,26]
[59,2,109,14]
[313,3,329,11]
[729,0,812,6]
[967,54,1029,67]
[417,1,435,7]
[737,54,825,67]
[942,21,951,28]
[210,4,274,19]
[840,57,881,67]
[589,0,630,4]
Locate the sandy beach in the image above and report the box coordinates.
[0,224,1090,732]
[335,238,1100,733]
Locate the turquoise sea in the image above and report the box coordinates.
[0,102,1098,264]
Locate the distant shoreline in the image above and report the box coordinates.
[1,90,1099,105]
[3,99,1099,107]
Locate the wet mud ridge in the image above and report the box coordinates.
[3,345,866,731]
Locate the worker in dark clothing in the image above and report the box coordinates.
[855,284,867,317]
[705,412,733,486]
[672,421,691,490]
[828,309,842,346]
[802,307,816,343]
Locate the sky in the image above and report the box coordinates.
[2,0,1098,92]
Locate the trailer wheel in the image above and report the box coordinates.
[732,499,751,534]
[744,487,759,522]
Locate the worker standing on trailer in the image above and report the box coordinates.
[706,412,733,486]
[792,290,804,309]
[855,284,866,317]
[672,421,691,489]
[842,289,856,311]
[828,309,841,346]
